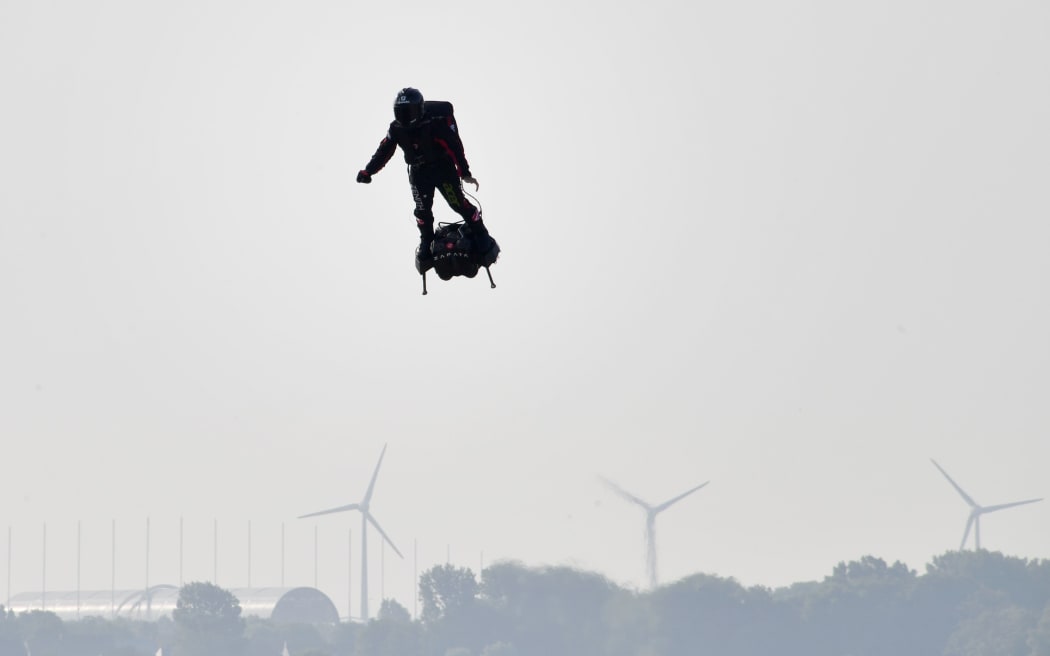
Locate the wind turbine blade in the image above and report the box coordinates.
[599,476,650,509]
[298,503,361,519]
[960,513,976,550]
[363,444,388,505]
[655,481,709,513]
[931,459,979,508]
[366,514,404,559]
[981,498,1043,513]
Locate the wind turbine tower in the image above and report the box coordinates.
[930,458,1042,551]
[300,444,403,620]
[601,476,708,589]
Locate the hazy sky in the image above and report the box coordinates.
[2,0,1048,620]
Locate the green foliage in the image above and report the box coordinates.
[173,582,245,634]
[0,605,23,656]
[481,562,618,656]
[419,564,479,625]
[800,557,925,656]
[649,573,782,656]
[17,610,65,656]
[943,605,1038,656]
[1028,603,1050,656]
[327,621,361,656]
[173,581,246,656]
[241,617,331,656]
[355,605,421,656]
[243,617,284,656]
[601,589,656,656]
[828,555,917,584]
[926,551,1050,610]
[282,623,328,655]
[479,641,516,656]
[63,616,127,656]
[377,600,411,624]
[0,551,1046,656]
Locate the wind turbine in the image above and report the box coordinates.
[300,444,403,620]
[930,459,1042,551]
[601,476,708,589]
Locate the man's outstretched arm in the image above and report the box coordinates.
[358,132,398,183]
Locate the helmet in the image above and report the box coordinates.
[393,87,425,125]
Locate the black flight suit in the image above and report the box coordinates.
[362,112,485,250]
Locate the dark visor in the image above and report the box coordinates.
[394,103,422,124]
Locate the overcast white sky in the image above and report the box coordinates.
[2,0,1049,620]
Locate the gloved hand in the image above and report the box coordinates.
[462,175,479,191]
[356,170,372,184]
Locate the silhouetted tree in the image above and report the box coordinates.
[243,617,283,656]
[0,551,1046,656]
[62,615,132,656]
[281,623,328,656]
[909,551,1050,655]
[17,610,64,656]
[377,599,411,624]
[356,599,421,656]
[173,581,246,656]
[1028,603,1050,656]
[649,573,783,656]
[797,556,920,656]
[418,564,489,656]
[419,565,479,625]
[479,641,517,656]
[600,588,654,656]
[926,551,1050,610]
[0,605,21,656]
[943,604,1037,656]
[327,621,361,656]
[481,562,618,656]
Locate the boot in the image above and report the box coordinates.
[417,222,435,261]
[469,219,493,253]
[418,236,434,260]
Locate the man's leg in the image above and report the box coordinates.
[410,169,437,259]
[438,176,491,247]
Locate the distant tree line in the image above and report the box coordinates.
[1,550,1049,655]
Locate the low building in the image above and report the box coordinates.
[6,586,340,624]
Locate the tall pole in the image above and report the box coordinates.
[360,516,368,621]
[413,539,418,620]
[41,522,46,611]
[313,525,318,588]
[7,526,11,607]
[111,519,116,617]
[281,522,285,588]
[77,521,81,620]
[145,517,151,619]
[247,520,252,588]
[213,519,218,585]
[381,539,385,602]
[179,516,184,587]
[352,526,356,617]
